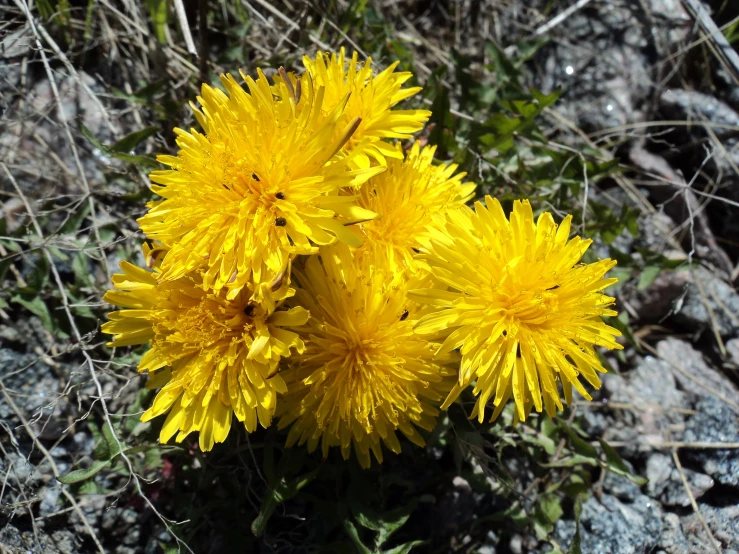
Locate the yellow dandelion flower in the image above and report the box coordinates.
[413,197,623,423]
[138,69,382,300]
[356,142,475,269]
[102,244,309,451]
[277,244,456,468]
[303,48,431,168]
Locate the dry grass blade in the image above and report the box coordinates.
[174,0,198,56]
[683,0,739,85]
[0,380,106,554]
[2,163,195,554]
[671,448,723,553]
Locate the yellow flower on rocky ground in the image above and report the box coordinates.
[277,244,456,468]
[303,48,431,168]
[355,142,475,270]
[412,197,622,423]
[102,244,309,451]
[138,69,382,301]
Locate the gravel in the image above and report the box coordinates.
[554,493,663,554]
[683,396,739,488]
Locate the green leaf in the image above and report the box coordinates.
[11,295,53,332]
[562,473,590,498]
[57,459,112,484]
[112,81,167,105]
[558,422,598,459]
[80,123,158,167]
[521,430,557,455]
[101,421,123,458]
[251,468,320,537]
[637,265,661,291]
[89,422,111,461]
[16,254,50,295]
[536,493,563,526]
[484,41,520,86]
[35,0,54,20]
[71,253,93,289]
[377,500,418,548]
[383,541,425,554]
[78,480,107,495]
[540,454,600,469]
[60,202,91,235]
[343,519,373,554]
[569,495,583,554]
[598,439,647,485]
[427,70,456,156]
[145,0,169,43]
[79,123,109,153]
[111,126,159,153]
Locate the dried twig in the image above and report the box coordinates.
[2,163,194,554]
[671,448,722,553]
[0,379,105,554]
[14,0,111,282]
[532,0,594,37]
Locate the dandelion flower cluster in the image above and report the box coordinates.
[105,49,622,465]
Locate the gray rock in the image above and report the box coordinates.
[659,513,691,554]
[555,493,662,554]
[630,270,689,324]
[647,453,713,507]
[0,522,80,554]
[681,504,739,552]
[636,267,739,337]
[39,484,62,517]
[683,396,739,487]
[50,529,81,554]
[0,26,32,59]
[727,338,739,367]
[603,459,642,502]
[580,407,610,436]
[636,211,679,253]
[646,453,672,495]
[645,0,691,44]
[674,267,739,337]
[659,468,713,508]
[535,1,654,134]
[71,493,107,534]
[657,338,739,402]
[661,89,739,127]
[0,348,64,423]
[602,354,687,452]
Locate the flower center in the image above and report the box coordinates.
[153,295,254,352]
[500,288,558,328]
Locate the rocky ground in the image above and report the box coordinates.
[1,0,738,552]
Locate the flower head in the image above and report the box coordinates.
[356,142,475,270]
[303,48,431,168]
[277,244,455,468]
[138,69,381,300]
[413,197,622,423]
[102,244,309,451]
